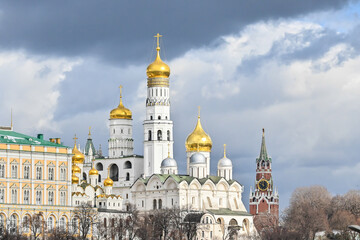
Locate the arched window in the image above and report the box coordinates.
[126,173,130,181]
[96,163,103,171]
[71,218,78,233]
[24,166,30,179]
[60,192,66,205]
[36,191,42,205]
[150,116,153,120]
[48,167,54,180]
[124,161,132,169]
[98,174,101,183]
[0,164,4,177]
[60,168,66,181]
[10,214,17,233]
[83,172,87,181]
[148,130,152,141]
[157,130,162,141]
[23,190,30,204]
[158,199,162,209]
[153,199,157,209]
[23,216,30,232]
[110,164,119,181]
[0,189,4,203]
[11,189,17,203]
[59,217,65,231]
[158,115,161,120]
[47,216,54,230]
[48,191,54,205]
[261,161,265,167]
[11,165,17,178]
[0,214,5,232]
[36,167,42,179]
[167,130,170,141]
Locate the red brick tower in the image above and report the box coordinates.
[249,129,279,219]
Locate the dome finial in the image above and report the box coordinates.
[110,85,132,119]
[73,134,78,145]
[88,127,91,137]
[223,144,227,158]
[262,128,265,137]
[154,33,162,51]
[198,106,201,119]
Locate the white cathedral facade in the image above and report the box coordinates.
[78,35,256,238]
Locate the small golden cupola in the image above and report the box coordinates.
[104,167,113,187]
[72,174,79,184]
[110,85,132,120]
[146,33,170,79]
[185,107,212,152]
[89,159,99,176]
[72,163,81,174]
[72,135,85,164]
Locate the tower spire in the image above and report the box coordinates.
[259,128,269,161]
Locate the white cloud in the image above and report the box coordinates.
[0,51,80,133]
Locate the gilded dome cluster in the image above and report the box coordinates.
[185,114,212,152]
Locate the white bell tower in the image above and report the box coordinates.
[143,33,173,176]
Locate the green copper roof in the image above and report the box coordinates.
[257,129,272,162]
[85,136,96,156]
[0,129,68,148]
[207,208,252,216]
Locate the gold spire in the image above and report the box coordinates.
[104,167,113,187]
[185,108,212,152]
[88,127,91,137]
[146,33,170,79]
[223,144,227,158]
[89,158,99,176]
[72,134,85,164]
[110,85,132,119]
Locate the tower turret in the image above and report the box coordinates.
[249,129,279,221]
[143,33,174,176]
[109,86,134,158]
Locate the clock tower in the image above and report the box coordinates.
[249,129,279,220]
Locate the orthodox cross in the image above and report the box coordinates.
[154,33,162,49]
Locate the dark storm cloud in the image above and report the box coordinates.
[0,0,356,64]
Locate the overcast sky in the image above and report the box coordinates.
[0,1,360,212]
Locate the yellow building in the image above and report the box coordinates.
[0,126,74,234]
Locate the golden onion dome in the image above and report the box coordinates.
[185,111,212,152]
[110,85,132,120]
[146,33,170,79]
[72,174,79,184]
[72,164,81,174]
[89,166,99,176]
[104,176,113,187]
[72,143,85,164]
[89,159,99,176]
[104,167,113,187]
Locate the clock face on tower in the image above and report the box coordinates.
[258,179,269,191]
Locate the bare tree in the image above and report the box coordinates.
[47,226,75,240]
[23,212,45,240]
[124,204,141,240]
[73,202,98,240]
[283,185,331,240]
